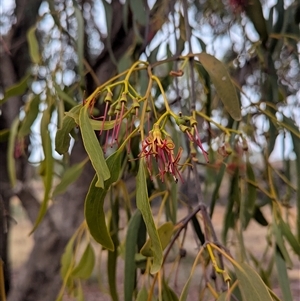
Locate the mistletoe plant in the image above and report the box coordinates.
[51,54,287,301]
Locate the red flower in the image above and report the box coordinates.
[140,124,183,182]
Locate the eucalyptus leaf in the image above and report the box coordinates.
[84,151,122,250]
[52,158,88,197]
[55,104,81,155]
[27,26,41,64]
[71,243,95,279]
[19,94,40,137]
[79,105,110,188]
[0,73,30,105]
[196,53,241,121]
[124,210,142,301]
[136,161,163,274]
[234,261,273,301]
[7,118,19,187]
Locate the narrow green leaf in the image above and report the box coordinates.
[54,83,78,107]
[60,234,76,280]
[75,282,84,301]
[0,73,30,105]
[284,116,300,241]
[275,246,293,301]
[222,171,239,243]
[125,210,142,301]
[108,198,120,301]
[30,108,54,233]
[162,278,179,301]
[73,6,84,83]
[84,174,114,251]
[52,158,88,197]
[245,0,268,45]
[129,0,146,25]
[280,218,300,257]
[196,53,241,121]
[19,94,40,137]
[55,104,81,155]
[140,222,174,257]
[273,222,293,268]
[102,0,117,65]
[136,287,148,301]
[7,118,19,187]
[79,105,110,188]
[136,161,163,274]
[243,162,257,229]
[27,26,41,64]
[85,151,121,250]
[234,262,273,301]
[72,243,95,279]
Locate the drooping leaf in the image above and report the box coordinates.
[275,246,293,301]
[60,234,76,280]
[129,0,146,26]
[73,6,84,84]
[0,73,30,105]
[84,174,114,251]
[273,222,293,268]
[196,53,241,121]
[7,118,19,187]
[79,105,110,188]
[245,0,268,46]
[140,222,174,257]
[284,116,300,241]
[54,83,78,107]
[280,218,300,257]
[30,108,54,233]
[18,94,40,137]
[136,287,148,301]
[108,197,120,301]
[71,243,95,279]
[102,0,117,65]
[27,26,41,64]
[162,278,179,301]
[52,157,88,197]
[124,210,142,301]
[136,161,163,274]
[55,104,81,155]
[84,151,122,250]
[233,261,273,301]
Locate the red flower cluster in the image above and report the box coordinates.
[140,124,183,183]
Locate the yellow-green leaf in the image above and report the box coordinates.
[196,53,241,121]
[55,104,81,155]
[19,94,40,137]
[0,73,30,105]
[52,158,88,198]
[71,243,95,279]
[234,261,273,301]
[136,161,163,274]
[84,174,114,251]
[125,210,142,301]
[7,118,19,187]
[27,26,41,64]
[79,105,110,188]
[140,222,174,257]
[30,108,54,233]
